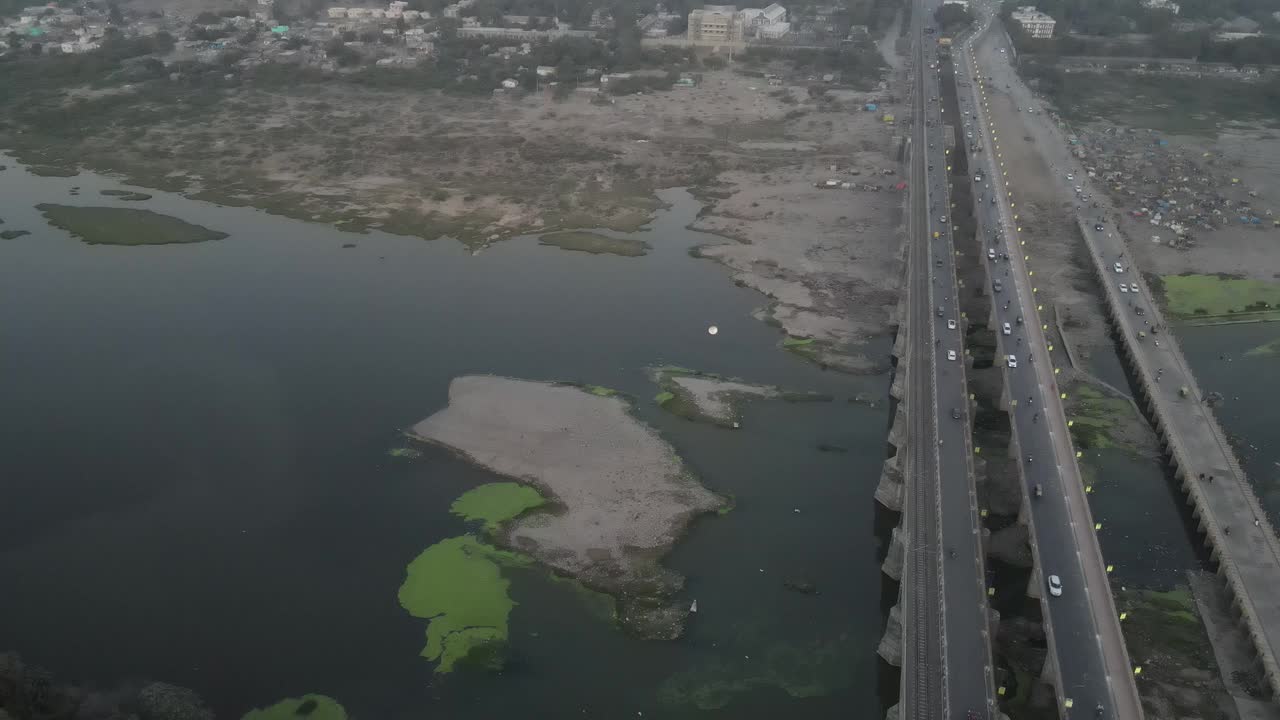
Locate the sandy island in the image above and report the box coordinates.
[409,375,726,638]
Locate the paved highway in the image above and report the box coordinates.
[901,0,996,715]
[950,5,1145,718]
[972,8,1280,701]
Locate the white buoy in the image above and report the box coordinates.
[708,325,719,335]
[690,599,698,613]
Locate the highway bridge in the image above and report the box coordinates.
[967,7,1280,703]
[951,3,1144,717]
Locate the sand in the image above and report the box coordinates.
[669,375,778,424]
[409,376,725,636]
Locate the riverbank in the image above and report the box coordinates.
[408,376,726,639]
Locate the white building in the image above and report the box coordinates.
[1010,6,1055,38]
[758,21,789,38]
[1141,0,1180,13]
[535,65,556,76]
[327,7,347,19]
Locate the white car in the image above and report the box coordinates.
[1066,173,1074,181]
[1119,283,1129,293]
[1048,574,1063,597]
[1114,262,1125,273]
[1002,322,1011,335]
[988,248,996,260]
[947,349,957,361]
[1007,354,1017,368]
[1130,283,1140,294]
[940,215,948,224]
[948,319,957,330]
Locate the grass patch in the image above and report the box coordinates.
[387,447,423,459]
[100,189,153,201]
[585,385,619,397]
[0,230,30,240]
[1034,70,1280,135]
[36,204,228,246]
[654,391,676,404]
[241,695,347,720]
[1116,584,1220,698]
[449,482,546,533]
[27,165,78,177]
[538,230,651,257]
[1162,274,1280,319]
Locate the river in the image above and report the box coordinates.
[0,156,895,718]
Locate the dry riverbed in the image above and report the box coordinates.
[2,66,905,369]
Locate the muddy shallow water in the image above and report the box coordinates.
[0,157,896,718]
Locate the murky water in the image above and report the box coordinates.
[1177,322,1280,525]
[0,157,893,718]
[1079,335,1206,589]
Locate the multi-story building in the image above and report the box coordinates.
[688,4,743,43]
[1010,5,1055,38]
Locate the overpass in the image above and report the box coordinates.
[972,13,1280,702]
[875,0,997,717]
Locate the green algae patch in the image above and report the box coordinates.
[654,391,676,404]
[398,535,532,673]
[538,230,651,257]
[1244,337,1280,358]
[241,694,347,720]
[585,384,619,397]
[387,447,422,459]
[1162,274,1280,321]
[1066,384,1140,453]
[450,482,546,532]
[36,204,228,246]
[781,336,821,360]
[658,638,854,710]
[1115,583,1222,718]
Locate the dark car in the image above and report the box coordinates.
[1094,223,1105,231]
[951,407,961,419]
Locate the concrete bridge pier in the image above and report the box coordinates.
[879,602,904,667]
[1038,646,1061,694]
[883,525,906,581]
[877,406,909,511]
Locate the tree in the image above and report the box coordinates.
[933,4,973,33]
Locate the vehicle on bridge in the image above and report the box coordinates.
[1006,354,1017,368]
[1048,574,1064,597]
